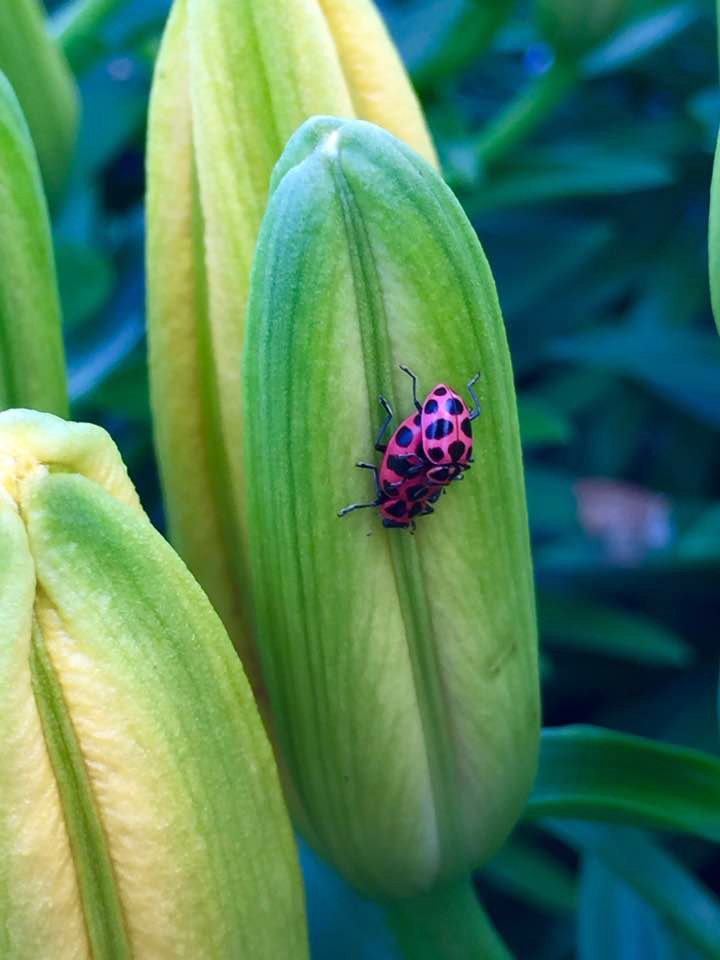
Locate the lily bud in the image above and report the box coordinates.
[536,0,627,56]
[0,0,78,201]
[0,73,67,416]
[243,117,539,898]
[0,409,308,958]
[147,0,435,680]
[709,128,720,335]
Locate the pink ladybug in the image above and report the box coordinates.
[338,459,442,530]
[338,365,481,530]
[399,366,481,485]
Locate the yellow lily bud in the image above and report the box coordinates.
[0,73,67,416]
[146,0,435,680]
[0,0,78,201]
[243,117,539,899]
[0,409,308,959]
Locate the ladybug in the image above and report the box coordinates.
[338,365,481,530]
[338,392,440,529]
[338,461,443,529]
[400,366,482,484]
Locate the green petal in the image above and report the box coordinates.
[244,117,539,897]
[0,491,89,958]
[0,75,68,416]
[0,0,77,201]
[0,410,309,959]
[148,0,436,670]
[709,127,720,335]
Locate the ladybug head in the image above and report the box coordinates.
[426,464,462,485]
[424,384,465,419]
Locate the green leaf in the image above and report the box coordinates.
[470,143,673,212]
[584,4,702,76]
[549,322,720,426]
[539,595,694,666]
[549,824,720,959]
[525,466,579,535]
[526,725,720,843]
[485,834,577,913]
[676,505,720,562]
[518,396,573,447]
[579,855,703,960]
[55,243,115,334]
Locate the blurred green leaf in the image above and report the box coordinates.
[584,3,702,75]
[485,835,577,913]
[56,242,115,333]
[525,467,580,534]
[519,395,573,446]
[75,55,148,175]
[549,323,720,427]
[470,143,674,212]
[676,505,720,562]
[551,824,720,959]
[579,855,704,960]
[539,594,694,666]
[527,726,720,842]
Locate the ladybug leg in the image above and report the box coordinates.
[338,498,379,518]
[399,364,422,412]
[374,395,394,453]
[467,372,482,421]
[355,460,383,499]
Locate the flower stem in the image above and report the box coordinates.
[413,1,513,94]
[51,0,124,72]
[384,880,513,960]
[476,56,579,170]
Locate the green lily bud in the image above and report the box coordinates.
[243,117,539,898]
[0,73,67,417]
[536,0,627,56]
[709,128,720,335]
[147,0,436,680]
[0,0,78,201]
[0,409,308,958]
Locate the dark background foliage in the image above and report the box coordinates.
[44,0,719,955]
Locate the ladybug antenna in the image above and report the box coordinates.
[467,372,482,421]
[399,364,421,412]
[374,396,394,453]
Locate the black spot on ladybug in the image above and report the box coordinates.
[413,414,421,426]
[407,484,429,501]
[387,500,407,518]
[424,399,438,414]
[461,417,472,438]
[428,447,444,462]
[409,502,424,518]
[446,397,463,415]
[396,426,414,448]
[388,454,413,476]
[434,386,447,396]
[426,418,452,440]
[449,441,466,461]
[415,440,424,457]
